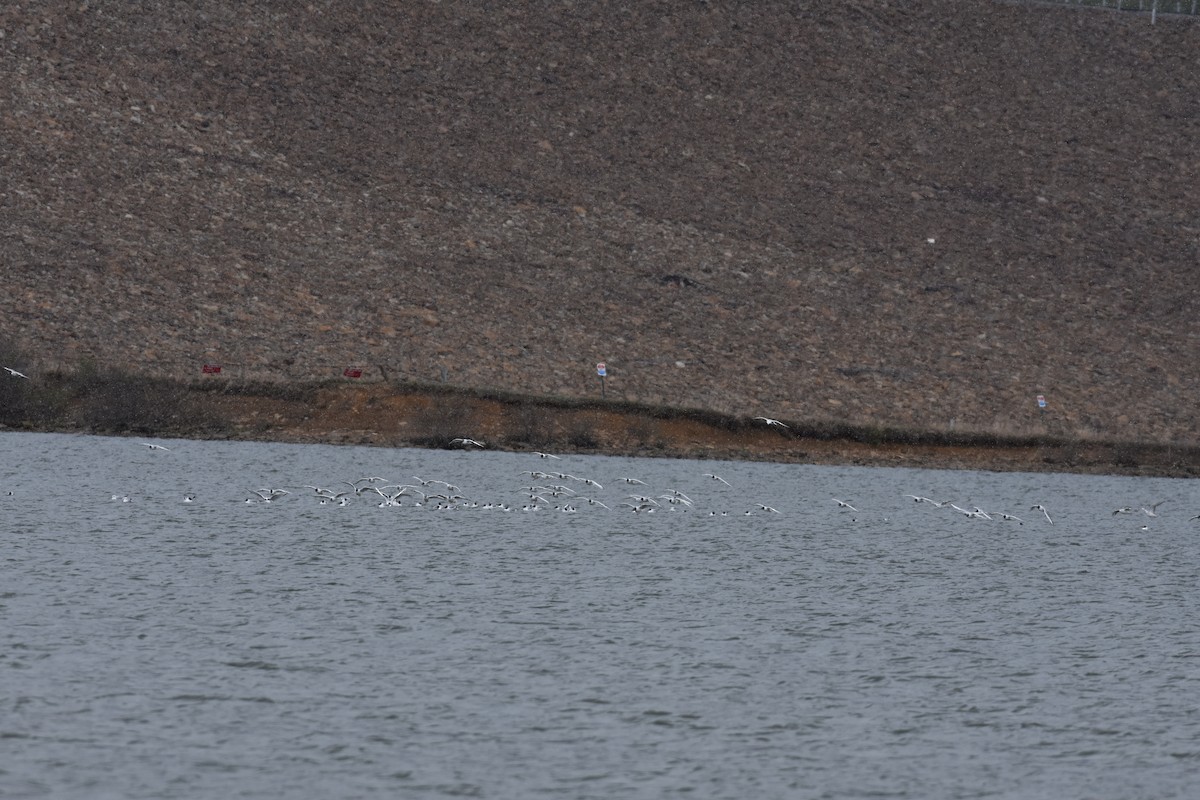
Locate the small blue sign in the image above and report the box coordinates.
[596,362,607,377]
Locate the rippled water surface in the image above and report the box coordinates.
[3,432,1199,799]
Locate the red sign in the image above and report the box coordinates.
[202,364,222,374]
[343,368,363,379]
[596,362,607,377]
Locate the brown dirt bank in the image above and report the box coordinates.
[32,378,1193,478]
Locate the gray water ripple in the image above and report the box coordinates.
[2,432,1200,798]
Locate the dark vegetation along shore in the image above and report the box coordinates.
[1,2,1198,474]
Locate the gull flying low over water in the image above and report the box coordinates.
[249,488,291,503]
[302,485,351,500]
[534,452,561,459]
[4,367,30,379]
[569,475,604,490]
[1141,501,1166,518]
[411,476,462,493]
[905,495,955,508]
[413,478,459,492]
[450,438,485,448]
[1031,504,1053,524]
[833,498,858,512]
[703,473,732,487]
[140,443,171,451]
[754,417,789,428]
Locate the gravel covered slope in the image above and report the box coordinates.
[2,1,1197,443]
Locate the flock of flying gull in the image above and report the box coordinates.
[3,363,1195,524]
[74,440,1198,527]
[192,446,785,516]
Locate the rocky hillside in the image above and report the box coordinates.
[2,1,1198,445]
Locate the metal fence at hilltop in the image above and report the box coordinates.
[1029,0,1199,17]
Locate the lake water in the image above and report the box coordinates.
[2,431,1199,799]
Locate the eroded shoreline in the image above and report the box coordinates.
[7,379,1190,478]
